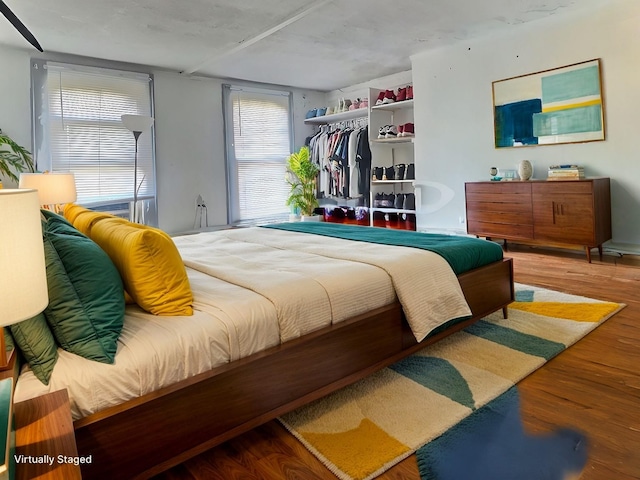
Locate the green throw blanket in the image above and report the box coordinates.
[263,223,503,275]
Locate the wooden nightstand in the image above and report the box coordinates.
[14,389,82,480]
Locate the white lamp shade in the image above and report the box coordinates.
[121,114,154,133]
[19,172,77,206]
[0,189,49,326]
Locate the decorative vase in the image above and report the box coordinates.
[518,160,533,181]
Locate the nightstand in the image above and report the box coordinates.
[14,389,82,480]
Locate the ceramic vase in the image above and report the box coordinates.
[518,160,533,181]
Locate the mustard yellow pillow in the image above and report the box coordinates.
[73,210,117,236]
[90,218,193,316]
[63,203,90,224]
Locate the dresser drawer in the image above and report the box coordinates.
[467,209,533,226]
[466,182,531,195]
[533,181,593,195]
[468,220,533,240]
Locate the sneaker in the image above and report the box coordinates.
[396,87,407,102]
[349,99,360,110]
[378,125,389,139]
[401,123,415,137]
[373,192,383,208]
[385,125,398,138]
[397,124,404,136]
[403,193,416,210]
[360,98,369,109]
[375,91,386,105]
[382,89,396,104]
[405,163,415,180]
[343,99,352,111]
[407,85,414,100]
[395,193,405,209]
[325,106,333,115]
[395,164,406,180]
[384,166,395,180]
[372,167,384,181]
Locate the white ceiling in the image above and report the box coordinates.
[0,0,612,91]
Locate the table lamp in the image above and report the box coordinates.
[19,172,77,214]
[121,114,154,223]
[0,189,49,479]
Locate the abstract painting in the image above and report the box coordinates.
[493,59,605,148]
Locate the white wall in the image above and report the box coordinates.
[0,44,325,233]
[411,0,640,252]
[0,47,32,187]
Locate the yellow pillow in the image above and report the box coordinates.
[73,210,117,236]
[90,218,193,316]
[63,203,90,224]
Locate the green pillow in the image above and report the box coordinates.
[9,313,59,385]
[42,213,125,363]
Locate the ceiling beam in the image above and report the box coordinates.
[183,0,334,75]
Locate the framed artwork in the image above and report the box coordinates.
[492,59,605,148]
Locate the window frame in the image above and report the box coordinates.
[31,59,157,224]
[222,84,294,225]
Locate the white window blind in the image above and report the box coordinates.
[224,85,292,223]
[33,62,155,209]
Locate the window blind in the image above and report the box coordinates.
[33,62,155,208]
[224,85,292,223]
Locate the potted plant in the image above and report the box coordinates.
[0,129,36,187]
[286,146,321,221]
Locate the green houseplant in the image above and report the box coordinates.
[0,129,36,185]
[286,146,320,219]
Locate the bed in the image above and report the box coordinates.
[13,220,514,479]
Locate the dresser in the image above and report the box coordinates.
[465,178,611,262]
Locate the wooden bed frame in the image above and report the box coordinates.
[73,257,514,479]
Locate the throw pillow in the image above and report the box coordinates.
[90,218,193,316]
[9,313,59,385]
[42,212,125,363]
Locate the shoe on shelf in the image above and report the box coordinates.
[407,85,414,100]
[385,125,398,138]
[373,167,384,181]
[396,87,407,102]
[382,89,396,104]
[395,164,406,180]
[405,163,415,180]
[378,125,389,139]
[397,124,404,136]
[360,98,369,109]
[326,106,334,115]
[375,91,386,105]
[343,99,352,111]
[400,123,415,137]
[349,98,360,110]
[384,166,395,180]
[403,193,416,211]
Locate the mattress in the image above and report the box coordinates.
[14,226,473,420]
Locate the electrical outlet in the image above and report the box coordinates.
[459,216,466,224]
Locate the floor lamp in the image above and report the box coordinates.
[121,114,154,223]
[0,189,49,478]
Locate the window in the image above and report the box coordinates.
[31,60,156,224]
[223,85,293,224]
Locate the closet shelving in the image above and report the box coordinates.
[368,87,416,230]
[304,107,368,125]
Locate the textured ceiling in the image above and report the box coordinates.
[0,0,612,91]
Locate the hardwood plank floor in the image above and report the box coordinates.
[155,245,640,480]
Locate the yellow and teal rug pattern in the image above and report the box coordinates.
[279,283,624,480]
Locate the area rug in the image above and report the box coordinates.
[279,283,625,480]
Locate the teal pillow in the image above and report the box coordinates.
[42,213,125,363]
[9,313,59,385]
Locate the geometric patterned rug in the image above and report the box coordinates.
[279,283,625,480]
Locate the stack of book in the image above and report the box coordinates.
[547,165,585,180]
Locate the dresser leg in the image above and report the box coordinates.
[585,246,592,263]
[598,245,603,261]
[502,306,509,319]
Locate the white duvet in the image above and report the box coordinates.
[14,227,470,420]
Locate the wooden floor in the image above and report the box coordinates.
[156,245,640,480]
